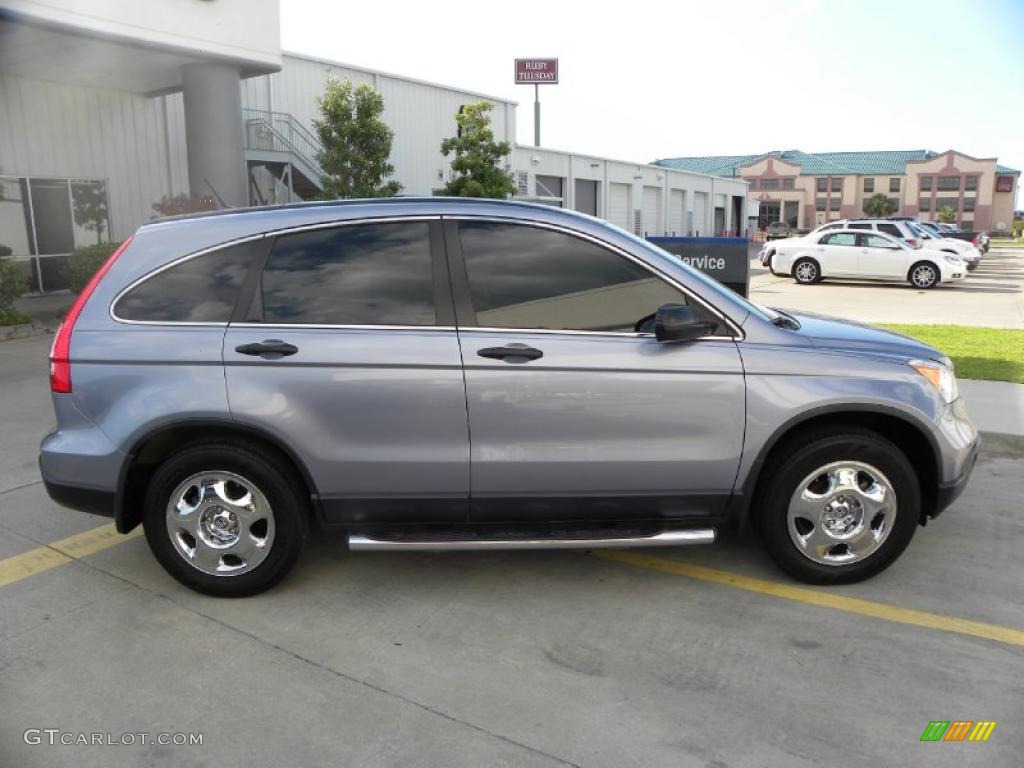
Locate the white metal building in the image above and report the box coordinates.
[0,0,746,293]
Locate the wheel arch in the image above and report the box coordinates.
[734,405,940,530]
[116,419,322,533]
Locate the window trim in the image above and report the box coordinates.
[442,216,742,341]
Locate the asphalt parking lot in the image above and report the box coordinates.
[2,331,1023,767]
[750,246,1024,328]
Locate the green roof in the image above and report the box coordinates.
[655,149,1017,177]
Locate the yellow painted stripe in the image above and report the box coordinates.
[0,524,142,589]
[593,550,1024,648]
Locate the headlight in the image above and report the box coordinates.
[943,254,964,265]
[909,359,959,403]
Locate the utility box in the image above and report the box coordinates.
[647,236,751,298]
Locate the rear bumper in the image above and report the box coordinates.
[41,474,115,518]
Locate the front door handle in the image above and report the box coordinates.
[235,339,299,357]
[477,344,544,362]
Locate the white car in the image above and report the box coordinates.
[760,229,967,288]
[906,222,982,269]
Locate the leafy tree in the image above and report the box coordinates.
[862,193,897,218]
[71,181,109,244]
[151,193,217,219]
[439,102,515,198]
[313,78,401,198]
[937,206,957,224]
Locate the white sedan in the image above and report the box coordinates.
[760,229,967,289]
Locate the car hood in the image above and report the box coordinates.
[778,309,949,365]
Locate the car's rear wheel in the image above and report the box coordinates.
[909,261,938,289]
[758,429,919,584]
[143,442,308,597]
[792,257,821,284]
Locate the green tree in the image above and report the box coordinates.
[937,206,957,224]
[439,102,515,198]
[313,78,401,198]
[862,193,897,218]
[71,181,109,244]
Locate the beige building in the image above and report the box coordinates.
[655,149,1019,233]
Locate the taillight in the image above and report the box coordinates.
[907,238,918,247]
[50,235,134,393]
[972,234,980,245]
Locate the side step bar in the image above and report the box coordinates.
[348,529,715,552]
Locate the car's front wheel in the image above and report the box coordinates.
[909,261,939,289]
[792,257,821,284]
[143,441,309,597]
[758,429,919,584]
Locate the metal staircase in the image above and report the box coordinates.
[242,108,324,202]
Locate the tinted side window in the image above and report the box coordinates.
[115,240,259,322]
[877,223,903,239]
[259,222,435,326]
[457,221,725,334]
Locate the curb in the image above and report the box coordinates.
[0,322,56,342]
[978,431,1024,459]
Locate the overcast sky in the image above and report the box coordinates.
[281,0,1024,187]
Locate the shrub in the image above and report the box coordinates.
[0,256,29,314]
[64,241,121,295]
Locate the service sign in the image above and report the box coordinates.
[515,58,558,84]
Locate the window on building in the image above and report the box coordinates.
[457,221,724,334]
[888,197,900,212]
[920,176,933,191]
[935,197,960,212]
[746,178,757,190]
[535,174,564,204]
[863,178,874,193]
[816,178,827,192]
[996,175,1014,192]
[919,197,932,212]
[962,197,976,212]
[830,178,843,192]
[937,176,960,191]
[259,222,437,326]
[760,178,779,190]
[782,177,795,190]
[965,175,978,191]
[889,178,900,193]
[784,201,799,227]
[829,197,841,211]
[815,197,827,211]
[115,241,261,323]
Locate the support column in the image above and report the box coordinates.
[182,62,247,207]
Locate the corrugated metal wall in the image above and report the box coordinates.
[0,73,179,241]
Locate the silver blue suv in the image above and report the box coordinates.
[40,199,979,596]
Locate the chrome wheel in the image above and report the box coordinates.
[911,264,937,288]
[786,461,896,566]
[165,471,275,576]
[794,260,818,283]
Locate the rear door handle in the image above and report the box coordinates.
[477,344,544,361]
[235,339,298,357]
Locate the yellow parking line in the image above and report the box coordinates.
[0,524,142,589]
[593,550,1024,648]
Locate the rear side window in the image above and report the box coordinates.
[877,223,904,239]
[115,240,260,323]
[257,221,435,326]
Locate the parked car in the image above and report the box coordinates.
[907,219,989,253]
[762,228,967,288]
[906,222,982,270]
[766,221,791,241]
[40,199,978,596]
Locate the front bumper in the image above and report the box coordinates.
[933,436,979,517]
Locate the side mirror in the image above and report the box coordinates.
[654,303,714,342]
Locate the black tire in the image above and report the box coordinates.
[757,428,920,584]
[143,441,309,597]
[966,263,978,272]
[908,261,938,289]
[764,252,776,275]
[792,257,821,284]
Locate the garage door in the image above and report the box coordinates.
[608,183,631,232]
[693,192,708,237]
[668,190,685,236]
[642,186,661,237]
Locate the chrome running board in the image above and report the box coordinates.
[348,528,715,552]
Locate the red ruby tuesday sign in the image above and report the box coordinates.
[515,58,558,84]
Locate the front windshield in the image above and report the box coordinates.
[907,222,933,239]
